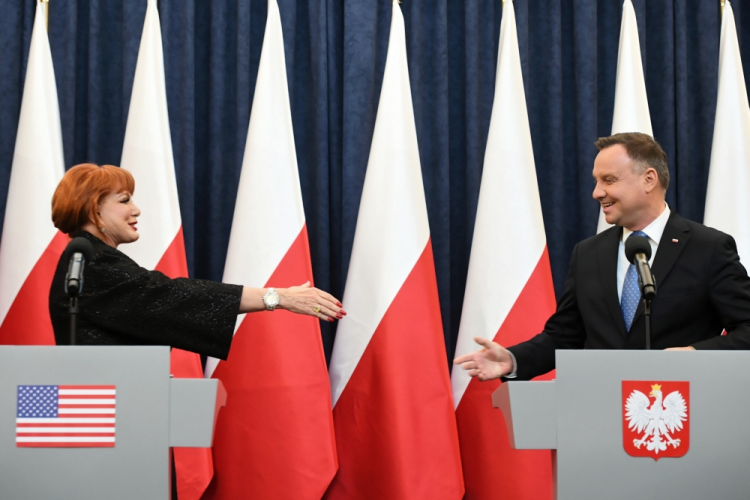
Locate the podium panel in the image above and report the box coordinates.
[0,346,222,500]
[495,350,750,500]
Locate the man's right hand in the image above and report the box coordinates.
[453,337,514,381]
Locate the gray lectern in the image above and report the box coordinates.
[494,350,750,500]
[0,346,226,500]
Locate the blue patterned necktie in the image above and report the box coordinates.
[621,231,649,331]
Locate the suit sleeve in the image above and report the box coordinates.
[692,233,750,350]
[507,243,588,380]
[79,250,242,359]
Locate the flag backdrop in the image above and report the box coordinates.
[326,2,463,499]
[451,2,556,498]
[596,0,654,234]
[202,0,337,498]
[118,1,209,498]
[0,1,67,346]
[704,0,750,264]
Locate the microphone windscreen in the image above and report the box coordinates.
[624,235,651,264]
[65,237,94,261]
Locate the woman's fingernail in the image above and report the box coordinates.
[336,313,343,319]
[337,302,342,307]
[328,317,335,322]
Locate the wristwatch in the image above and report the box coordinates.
[262,288,280,311]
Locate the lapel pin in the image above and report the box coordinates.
[672,239,679,243]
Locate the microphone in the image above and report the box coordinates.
[624,235,656,300]
[64,237,94,296]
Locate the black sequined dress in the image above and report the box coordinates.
[49,231,242,359]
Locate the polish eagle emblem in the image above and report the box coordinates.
[622,381,690,460]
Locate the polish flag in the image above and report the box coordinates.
[450,2,556,498]
[0,2,67,346]
[324,3,463,498]
[704,1,750,263]
[201,0,337,498]
[119,2,208,499]
[597,0,653,233]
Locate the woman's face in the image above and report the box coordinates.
[97,191,141,247]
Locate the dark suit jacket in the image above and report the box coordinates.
[508,212,750,380]
[49,231,243,359]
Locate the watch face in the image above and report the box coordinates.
[265,290,279,307]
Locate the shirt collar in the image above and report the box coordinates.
[622,203,670,244]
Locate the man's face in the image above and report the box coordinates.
[592,144,654,230]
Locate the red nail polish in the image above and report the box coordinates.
[336,313,343,319]
[337,302,342,307]
[328,317,335,322]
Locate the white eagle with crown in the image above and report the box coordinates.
[624,383,688,453]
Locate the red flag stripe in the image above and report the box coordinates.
[456,248,555,500]
[325,242,463,499]
[206,225,337,499]
[0,232,67,345]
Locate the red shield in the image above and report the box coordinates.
[622,380,690,460]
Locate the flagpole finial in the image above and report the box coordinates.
[39,0,49,31]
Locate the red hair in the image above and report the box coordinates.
[51,163,136,235]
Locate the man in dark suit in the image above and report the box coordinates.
[454,132,750,381]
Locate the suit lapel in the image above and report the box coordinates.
[631,212,691,323]
[598,225,628,339]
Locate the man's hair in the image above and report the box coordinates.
[595,132,669,190]
[52,163,135,235]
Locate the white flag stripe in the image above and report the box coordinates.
[16,437,115,443]
[451,0,546,406]
[597,0,652,233]
[18,418,116,424]
[59,390,116,396]
[58,399,115,405]
[58,409,115,415]
[17,427,114,433]
[328,3,430,405]
[704,1,750,263]
[205,0,306,378]
[0,2,65,324]
[119,0,181,268]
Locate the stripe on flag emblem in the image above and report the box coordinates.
[16,385,116,447]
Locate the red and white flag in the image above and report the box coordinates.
[0,2,67,346]
[450,2,556,498]
[325,2,463,498]
[704,1,750,263]
[202,0,337,498]
[119,1,207,498]
[597,0,653,233]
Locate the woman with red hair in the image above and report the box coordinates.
[48,163,343,358]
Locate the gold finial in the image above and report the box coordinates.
[40,0,49,30]
[722,0,726,11]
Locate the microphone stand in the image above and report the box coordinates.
[69,296,79,346]
[638,273,656,350]
[642,296,652,350]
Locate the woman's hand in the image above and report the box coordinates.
[277,282,346,322]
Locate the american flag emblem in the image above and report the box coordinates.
[16,385,116,447]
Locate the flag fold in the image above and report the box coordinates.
[326,3,463,499]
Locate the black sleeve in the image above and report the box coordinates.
[507,243,587,380]
[692,234,750,350]
[71,248,242,359]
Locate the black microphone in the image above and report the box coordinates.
[64,237,94,296]
[624,235,656,300]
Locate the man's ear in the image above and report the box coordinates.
[643,168,659,193]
